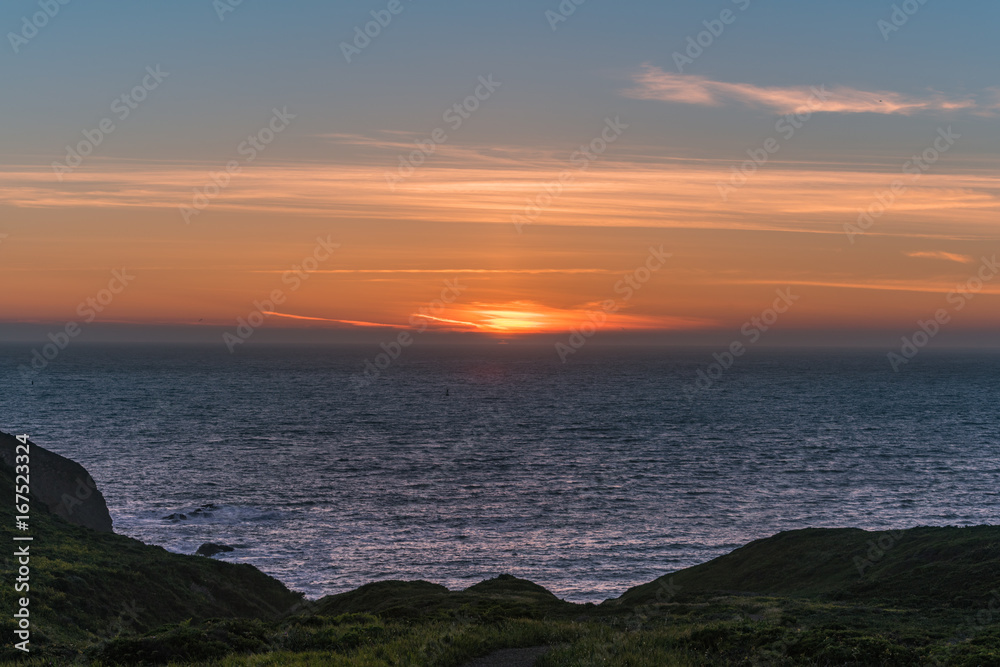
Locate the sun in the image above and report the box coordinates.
[475,308,551,332]
[449,302,595,334]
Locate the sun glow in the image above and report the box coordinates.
[443,302,707,334]
[474,308,552,332]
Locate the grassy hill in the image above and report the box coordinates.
[305,574,581,621]
[4,454,1000,665]
[0,463,301,663]
[614,526,1000,608]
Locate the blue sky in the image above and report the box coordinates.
[3,0,998,162]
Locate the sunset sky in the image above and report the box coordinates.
[2,0,999,345]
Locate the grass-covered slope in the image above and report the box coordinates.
[614,526,1000,608]
[79,532,1000,666]
[307,574,581,621]
[4,445,1000,666]
[0,463,302,662]
[86,578,587,667]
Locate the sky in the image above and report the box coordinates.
[2,0,999,346]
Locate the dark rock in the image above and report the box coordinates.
[190,504,219,517]
[196,542,236,557]
[164,504,219,522]
[0,431,114,532]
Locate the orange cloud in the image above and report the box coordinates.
[730,279,1000,296]
[413,313,482,328]
[625,64,991,115]
[904,251,975,264]
[262,311,395,327]
[2,158,997,240]
[258,301,712,335]
[450,301,711,334]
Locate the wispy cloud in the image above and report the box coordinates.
[729,278,1000,295]
[904,250,975,264]
[262,303,711,333]
[450,301,712,332]
[1,156,998,240]
[625,64,994,116]
[413,313,482,328]
[248,268,618,275]
[261,312,394,327]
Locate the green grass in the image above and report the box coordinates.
[0,465,301,662]
[49,597,999,666]
[615,526,1000,609]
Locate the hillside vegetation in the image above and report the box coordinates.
[3,459,999,666]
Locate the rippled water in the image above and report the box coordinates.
[2,344,998,602]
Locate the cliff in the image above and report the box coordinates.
[0,440,302,662]
[0,430,114,532]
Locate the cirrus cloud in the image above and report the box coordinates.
[904,250,975,264]
[625,64,996,116]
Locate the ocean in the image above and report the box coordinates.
[2,344,998,602]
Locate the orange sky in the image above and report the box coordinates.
[3,1,999,344]
[2,149,999,338]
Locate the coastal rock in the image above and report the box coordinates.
[163,504,219,522]
[0,431,113,532]
[196,542,236,557]
[190,503,219,516]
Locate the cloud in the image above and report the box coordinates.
[261,311,395,327]
[730,278,1000,296]
[261,303,711,333]
[248,268,617,275]
[1,153,998,240]
[448,301,712,332]
[904,251,975,264]
[625,64,992,116]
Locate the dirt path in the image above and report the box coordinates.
[460,645,551,667]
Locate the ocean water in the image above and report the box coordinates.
[2,344,998,603]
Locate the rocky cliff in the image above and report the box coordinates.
[0,430,114,532]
